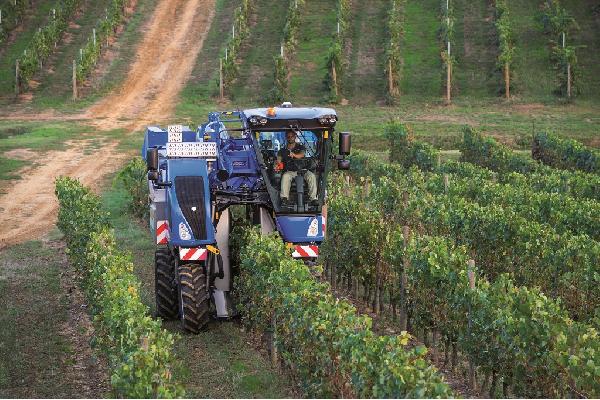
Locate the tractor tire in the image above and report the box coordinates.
[155,248,178,320]
[178,263,210,333]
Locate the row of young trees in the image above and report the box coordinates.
[76,0,133,88]
[0,0,30,44]
[15,0,80,92]
[385,0,404,103]
[219,0,251,99]
[325,0,350,103]
[270,0,303,102]
[540,0,580,97]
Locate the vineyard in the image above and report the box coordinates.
[0,0,599,398]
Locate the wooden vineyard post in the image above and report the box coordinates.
[467,259,476,390]
[443,174,449,193]
[270,314,279,369]
[436,153,442,169]
[504,62,510,100]
[72,60,78,100]
[219,58,224,101]
[399,225,410,331]
[331,59,338,99]
[15,59,19,96]
[388,58,394,98]
[567,63,572,99]
[446,57,452,104]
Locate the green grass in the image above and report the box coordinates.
[510,0,556,100]
[453,0,498,98]
[344,0,388,104]
[289,0,336,103]
[102,182,295,398]
[0,240,86,398]
[0,121,137,185]
[230,0,289,104]
[0,121,89,152]
[400,0,442,100]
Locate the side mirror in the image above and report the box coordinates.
[338,159,350,170]
[339,132,351,156]
[146,148,158,171]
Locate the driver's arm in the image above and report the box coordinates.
[290,144,306,159]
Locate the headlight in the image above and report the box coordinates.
[318,114,337,126]
[249,116,268,126]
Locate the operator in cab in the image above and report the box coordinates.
[274,130,318,207]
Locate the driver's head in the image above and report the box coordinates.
[286,131,297,145]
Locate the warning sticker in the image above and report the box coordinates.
[307,218,319,237]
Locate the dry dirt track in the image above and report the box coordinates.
[0,0,216,249]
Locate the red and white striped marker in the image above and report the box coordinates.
[179,247,208,261]
[321,215,326,236]
[292,245,319,258]
[156,220,169,244]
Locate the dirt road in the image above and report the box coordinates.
[0,0,216,249]
[88,0,215,131]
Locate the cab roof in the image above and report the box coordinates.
[242,107,337,120]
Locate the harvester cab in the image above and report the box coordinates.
[142,105,351,333]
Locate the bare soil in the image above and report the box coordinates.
[0,139,126,249]
[87,0,215,131]
[0,0,216,250]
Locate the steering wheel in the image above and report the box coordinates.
[288,158,316,172]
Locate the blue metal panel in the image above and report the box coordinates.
[276,215,325,243]
[166,159,216,246]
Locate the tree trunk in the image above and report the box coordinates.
[567,62,572,98]
[504,62,510,99]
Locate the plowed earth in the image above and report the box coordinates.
[0,0,216,250]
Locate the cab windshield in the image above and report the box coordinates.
[256,130,324,212]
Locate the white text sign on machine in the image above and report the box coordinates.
[167,125,183,143]
[167,142,218,159]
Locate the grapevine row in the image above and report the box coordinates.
[324,171,599,397]
[55,176,183,398]
[270,0,303,102]
[76,0,130,84]
[385,0,404,102]
[236,228,452,398]
[0,0,29,44]
[17,0,80,88]
[533,131,599,173]
[221,0,251,92]
[358,140,600,241]
[350,150,600,322]
[461,127,600,200]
